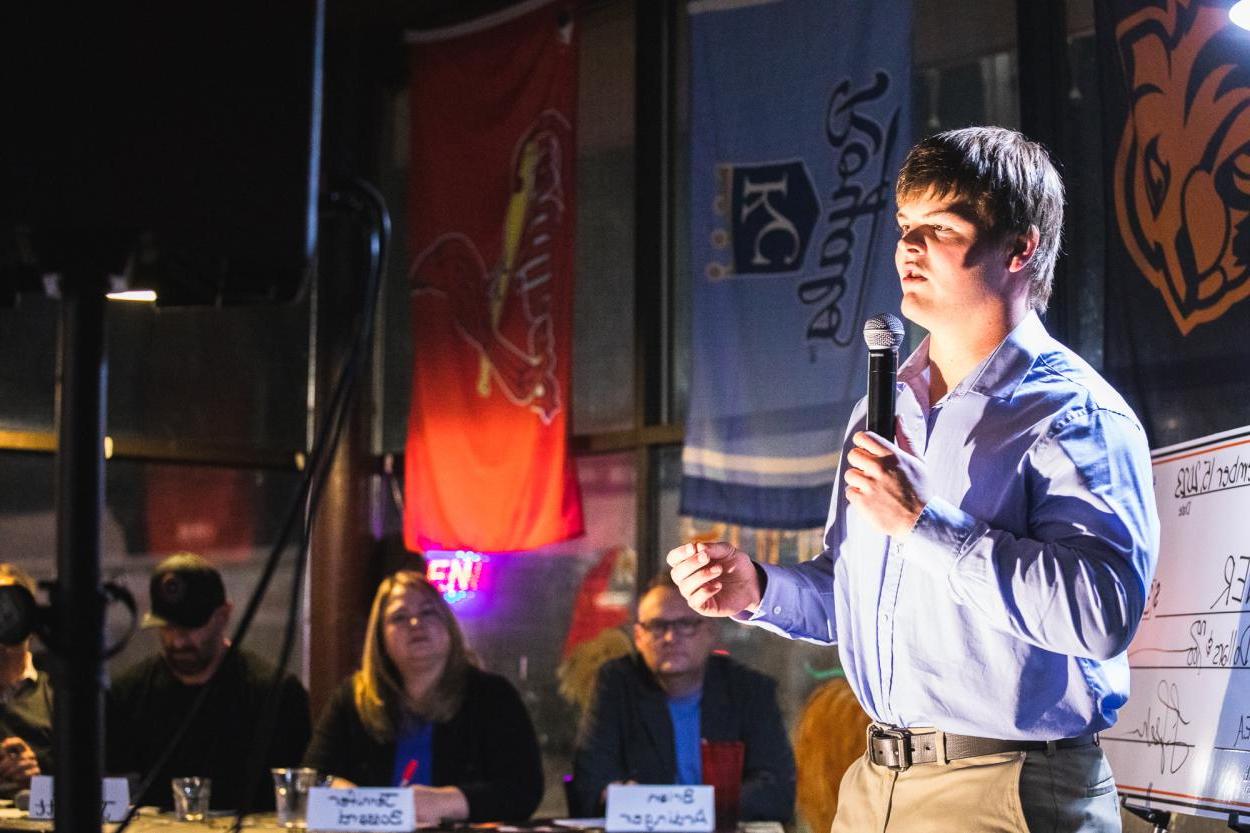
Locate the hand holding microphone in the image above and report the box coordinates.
[845,313,929,538]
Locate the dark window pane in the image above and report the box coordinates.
[0,296,57,432]
[0,452,305,677]
[0,297,308,450]
[107,302,308,449]
[572,2,636,435]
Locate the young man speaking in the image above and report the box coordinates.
[668,127,1159,832]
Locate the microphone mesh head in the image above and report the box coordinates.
[863,313,905,350]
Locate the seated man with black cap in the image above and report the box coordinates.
[107,552,311,811]
[0,563,52,797]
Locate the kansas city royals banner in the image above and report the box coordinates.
[681,0,911,528]
[1098,0,1250,449]
[403,0,584,552]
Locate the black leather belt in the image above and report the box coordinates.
[868,725,1097,771]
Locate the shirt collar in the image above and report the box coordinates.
[898,311,1051,403]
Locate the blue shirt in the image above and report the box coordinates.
[748,312,1159,739]
[666,692,703,785]
[391,720,434,787]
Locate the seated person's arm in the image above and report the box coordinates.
[737,679,795,822]
[571,666,630,815]
[410,785,469,823]
[103,680,139,782]
[449,676,544,821]
[271,675,313,768]
[303,682,361,785]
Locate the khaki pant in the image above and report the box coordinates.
[831,727,1121,833]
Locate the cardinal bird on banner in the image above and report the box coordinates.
[403,0,583,553]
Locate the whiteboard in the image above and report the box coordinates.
[1101,425,1250,821]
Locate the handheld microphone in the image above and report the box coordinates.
[862,313,905,441]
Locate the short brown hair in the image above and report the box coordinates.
[636,571,681,617]
[896,126,1065,311]
[353,570,476,740]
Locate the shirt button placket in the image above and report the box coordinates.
[878,541,904,723]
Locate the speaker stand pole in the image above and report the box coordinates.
[52,270,108,833]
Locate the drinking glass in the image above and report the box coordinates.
[271,768,325,828]
[171,776,211,822]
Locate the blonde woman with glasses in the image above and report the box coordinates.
[304,571,543,823]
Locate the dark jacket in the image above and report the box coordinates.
[571,653,795,821]
[303,666,543,821]
[107,648,311,811]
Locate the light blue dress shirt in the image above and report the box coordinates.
[748,312,1160,740]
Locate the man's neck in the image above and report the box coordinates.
[402,661,447,705]
[0,650,30,689]
[925,302,1028,402]
[655,669,704,700]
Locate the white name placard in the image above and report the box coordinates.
[307,786,416,832]
[604,784,714,832]
[28,775,130,822]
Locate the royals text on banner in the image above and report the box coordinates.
[404,0,583,552]
[682,0,912,529]
[1097,0,1250,449]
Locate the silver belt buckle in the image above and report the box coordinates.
[871,725,912,771]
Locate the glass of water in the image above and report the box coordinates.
[271,768,324,828]
[171,776,211,821]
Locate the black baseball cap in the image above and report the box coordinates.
[142,552,227,629]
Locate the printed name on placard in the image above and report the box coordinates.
[604,784,714,832]
[28,775,130,823]
[306,786,416,832]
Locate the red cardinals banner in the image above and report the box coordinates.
[404,0,583,552]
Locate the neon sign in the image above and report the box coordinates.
[425,551,487,605]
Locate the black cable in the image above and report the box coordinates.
[233,179,390,826]
[112,178,390,833]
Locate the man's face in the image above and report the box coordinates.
[159,605,228,678]
[633,587,715,679]
[895,191,1022,332]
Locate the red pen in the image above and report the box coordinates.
[399,758,419,787]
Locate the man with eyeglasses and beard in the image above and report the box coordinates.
[570,574,794,821]
[107,552,311,811]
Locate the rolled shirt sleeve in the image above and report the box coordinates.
[742,556,837,645]
[904,407,1159,661]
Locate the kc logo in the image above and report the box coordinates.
[727,161,819,275]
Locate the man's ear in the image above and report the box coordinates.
[1007,225,1040,273]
